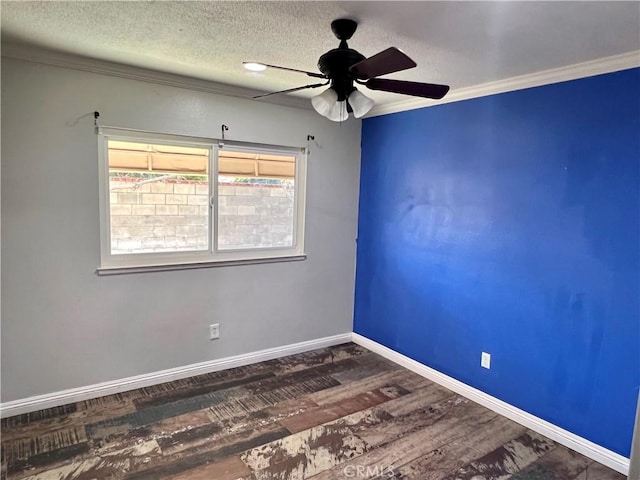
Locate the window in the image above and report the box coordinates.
[98,128,306,272]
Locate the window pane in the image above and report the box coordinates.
[217,151,296,250]
[108,140,209,255]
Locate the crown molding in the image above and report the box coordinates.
[3,42,638,119]
[367,50,640,118]
[0,42,312,111]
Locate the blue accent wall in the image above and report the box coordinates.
[354,68,640,457]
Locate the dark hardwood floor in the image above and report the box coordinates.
[0,343,626,479]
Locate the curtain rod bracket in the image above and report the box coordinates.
[219,124,229,147]
[306,134,320,154]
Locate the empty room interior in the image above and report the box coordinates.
[1,1,639,479]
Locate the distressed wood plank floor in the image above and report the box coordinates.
[1,343,625,480]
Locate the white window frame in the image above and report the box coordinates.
[97,127,307,274]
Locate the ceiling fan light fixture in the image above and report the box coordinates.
[348,88,374,118]
[326,100,348,122]
[311,87,339,117]
[243,62,267,72]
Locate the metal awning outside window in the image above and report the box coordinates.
[108,141,295,179]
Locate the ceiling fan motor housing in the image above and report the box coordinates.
[317,48,366,100]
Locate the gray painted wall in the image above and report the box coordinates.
[1,57,361,402]
[630,392,640,479]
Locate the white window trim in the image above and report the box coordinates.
[97,127,307,274]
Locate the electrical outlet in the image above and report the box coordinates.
[481,352,491,369]
[209,323,220,340]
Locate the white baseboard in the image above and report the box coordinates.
[1,330,630,475]
[351,333,630,476]
[0,333,352,419]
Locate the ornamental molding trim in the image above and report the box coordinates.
[367,50,640,117]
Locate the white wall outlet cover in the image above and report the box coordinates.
[209,324,220,340]
[481,352,491,369]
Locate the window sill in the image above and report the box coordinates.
[96,254,307,276]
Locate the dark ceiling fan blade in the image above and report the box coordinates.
[349,47,417,80]
[252,82,328,99]
[366,78,450,99]
[244,62,326,79]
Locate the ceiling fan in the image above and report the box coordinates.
[243,18,450,121]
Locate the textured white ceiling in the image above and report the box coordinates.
[2,1,639,109]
